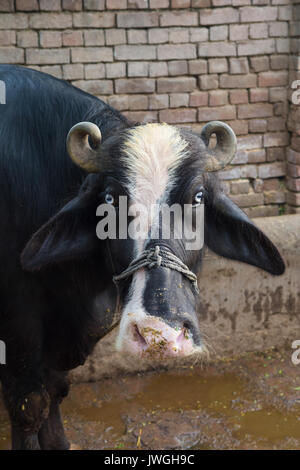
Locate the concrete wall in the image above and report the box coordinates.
[71,213,300,382]
[0,0,296,216]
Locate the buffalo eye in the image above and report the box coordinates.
[193,190,204,207]
[105,193,115,205]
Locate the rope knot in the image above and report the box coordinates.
[147,245,162,269]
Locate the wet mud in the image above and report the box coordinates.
[1,346,300,450]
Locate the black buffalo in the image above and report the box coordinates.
[0,65,284,450]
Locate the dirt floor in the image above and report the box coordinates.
[1,345,300,450]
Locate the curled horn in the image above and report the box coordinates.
[66,121,102,173]
[201,121,237,172]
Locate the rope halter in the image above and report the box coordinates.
[113,245,199,292]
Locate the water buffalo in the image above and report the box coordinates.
[0,65,284,450]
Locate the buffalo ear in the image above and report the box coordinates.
[21,196,99,272]
[205,193,285,275]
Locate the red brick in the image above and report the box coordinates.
[84,30,105,46]
[230,193,264,208]
[0,30,15,46]
[229,89,248,104]
[220,74,256,88]
[238,40,275,56]
[0,46,24,63]
[128,95,148,111]
[189,59,207,75]
[209,90,228,106]
[148,28,168,44]
[62,30,83,47]
[160,12,198,27]
[62,0,82,10]
[170,93,189,108]
[106,62,126,79]
[168,60,188,76]
[73,79,113,95]
[189,27,209,43]
[250,56,269,72]
[229,24,248,41]
[0,0,14,11]
[266,147,284,162]
[149,62,168,77]
[269,21,288,37]
[128,29,147,44]
[149,0,169,7]
[84,63,105,79]
[288,149,300,165]
[149,94,169,110]
[128,0,149,8]
[270,55,288,70]
[71,47,113,63]
[115,45,156,61]
[124,111,158,123]
[29,13,72,29]
[227,120,248,135]
[269,87,287,102]
[200,8,239,25]
[169,28,189,44]
[159,108,196,124]
[247,149,266,163]
[117,12,158,28]
[287,178,300,192]
[249,119,267,133]
[63,63,84,80]
[287,192,300,206]
[238,103,273,119]
[197,105,236,122]
[208,58,227,73]
[73,12,115,28]
[40,31,62,48]
[199,74,218,90]
[84,0,105,9]
[238,135,262,150]
[199,42,236,57]
[288,163,300,178]
[264,132,289,147]
[249,23,268,39]
[258,71,288,87]
[26,48,69,64]
[258,162,286,178]
[171,0,191,7]
[107,95,129,111]
[250,88,268,103]
[210,25,228,41]
[158,44,196,60]
[240,6,278,22]
[128,62,149,77]
[107,0,127,8]
[189,92,208,107]
[230,180,250,194]
[267,117,286,132]
[157,77,196,93]
[229,58,249,74]
[105,29,126,45]
[0,13,28,29]
[16,0,38,10]
[115,78,155,94]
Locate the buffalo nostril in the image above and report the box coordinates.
[133,324,148,350]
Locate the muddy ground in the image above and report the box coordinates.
[0,345,300,450]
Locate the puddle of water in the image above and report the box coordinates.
[1,368,300,450]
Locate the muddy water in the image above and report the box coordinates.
[0,347,300,450]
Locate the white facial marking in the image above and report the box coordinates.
[116,124,191,354]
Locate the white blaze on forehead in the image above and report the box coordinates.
[116,124,190,352]
[122,123,189,215]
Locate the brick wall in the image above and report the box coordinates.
[0,0,298,216]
